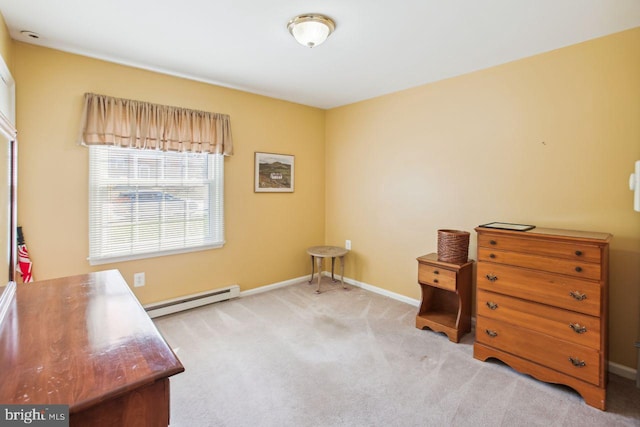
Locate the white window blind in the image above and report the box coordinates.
[88,146,224,265]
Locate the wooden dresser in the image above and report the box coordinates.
[473,227,611,410]
[0,270,184,426]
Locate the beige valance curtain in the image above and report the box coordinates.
[78,93,233,155]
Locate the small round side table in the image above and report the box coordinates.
[306,246,349,293]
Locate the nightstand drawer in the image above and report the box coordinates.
[418,263,456,291]
[476,316,601,385]
[476,262,601,316]
[477,290,601,349]
[477,233,601,263]
[478,248,601,280]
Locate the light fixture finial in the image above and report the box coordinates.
[287,14,336,48]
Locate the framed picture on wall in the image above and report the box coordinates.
[254,152,295,192]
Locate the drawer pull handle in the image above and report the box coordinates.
[489,240,497,245]
[575,250,583,256]
[569,323,587,334]
[485,329,498,338]
[485,274,498,282]
[489,253,496,259]
[433,279,439,284]
[575,266,583,273]
[568,357,586,368]
[433,270,439,275]
[486,301,498,310]
[569,291,587,301]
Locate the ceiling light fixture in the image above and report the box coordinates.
[287,14,336,48]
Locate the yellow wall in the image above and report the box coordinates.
[325,28,640,369]
[13,42,325,304]
[9,25,640,370]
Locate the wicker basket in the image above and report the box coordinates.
[437,229,470,264]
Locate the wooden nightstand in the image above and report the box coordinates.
[415,253,473,343]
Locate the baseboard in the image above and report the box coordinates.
[320,271,420,307]
[241,271,420,307]
[608,361,637,380]
[239,275,310,297]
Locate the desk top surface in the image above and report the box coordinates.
[0,270,184,412]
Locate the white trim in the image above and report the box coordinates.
[0,281,16,326]
[0,110,15,139]
[239,272,421,306]
[89,242,224,265]
[321,271,421,307]
[0,53,15,125]
[608,361,637,381]
[241,271,420,307]
[239,275,310,297]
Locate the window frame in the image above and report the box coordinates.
[88,146,224,265]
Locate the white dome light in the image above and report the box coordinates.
[287,14,336,48]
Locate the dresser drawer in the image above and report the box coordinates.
[477,290,600,349]
[418,262,456,291]
[476,316,601,385]
[478,248,601,280]
[477,262,601,316]
[477,233,601,263]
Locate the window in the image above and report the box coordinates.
[88,146,224,265]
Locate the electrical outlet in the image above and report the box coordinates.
[345,240,351,250]
[134,272,145,287]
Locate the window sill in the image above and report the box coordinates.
[88,242,225,266]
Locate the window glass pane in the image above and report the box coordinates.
[89,146,224,264]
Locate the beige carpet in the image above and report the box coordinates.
[154,279,640,427]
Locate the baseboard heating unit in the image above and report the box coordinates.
[144,285,240,318]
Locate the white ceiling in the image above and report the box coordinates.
[0,0,639,109]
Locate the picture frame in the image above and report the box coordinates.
[254,152,295,192]
[479,222,536,231]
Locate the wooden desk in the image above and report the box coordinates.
[307,246,349,293]
[0,270,184,426]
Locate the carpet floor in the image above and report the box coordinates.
[154,279,640,427]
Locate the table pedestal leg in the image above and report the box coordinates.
[339,256,346,289]
[331,257,336,282]
[315,256,323,293]
[308,255,315,283]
